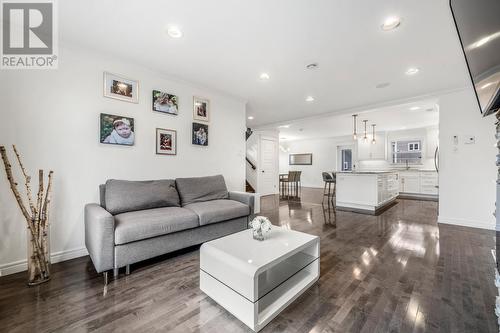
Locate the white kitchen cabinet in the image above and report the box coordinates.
[400,172,420,193]
[399,170,438,196]
[336,171,398,213]
[420,171,438,195]
[357,132,386,160]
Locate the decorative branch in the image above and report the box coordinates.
[41,171,54,224]
[0,146,31,221]
[0,145,53,284]
[12,145,37,216]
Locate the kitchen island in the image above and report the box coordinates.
[335,171,399,214]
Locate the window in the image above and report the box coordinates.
[408,142,420,151]
[391,140,422,164]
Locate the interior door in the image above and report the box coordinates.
[259,137,278,195]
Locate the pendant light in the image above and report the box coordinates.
[371,124,376,144]
[352,114,358,140]
[363,120,368,142]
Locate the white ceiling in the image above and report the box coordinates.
[261,99,439,141]
[59,0,468,127]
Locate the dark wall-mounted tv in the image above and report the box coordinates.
[450,0,500,116]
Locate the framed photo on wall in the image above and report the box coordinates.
[193,96,209,122]
[103,72,139,103]
[156,128,177,155]
[152,90,178,115]
[100,113,135,146]
[192,122,208,146]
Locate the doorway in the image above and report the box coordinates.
[259,137,279,195]
[337,145,354,171]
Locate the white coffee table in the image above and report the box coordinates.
[200,227,320,332]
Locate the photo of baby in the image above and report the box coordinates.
[152,90,178,115]
[100,113,135,146]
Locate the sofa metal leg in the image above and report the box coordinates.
[113,268,119,278]
[103,271,108,286]
[125,265,130,275]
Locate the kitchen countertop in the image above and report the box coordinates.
[337,171,397,174]
[338,169,437,174]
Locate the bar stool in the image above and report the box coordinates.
[322,172,335,204]
[280,171,293,197]
[294,171,302,197]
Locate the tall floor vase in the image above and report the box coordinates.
[27,227,51,286]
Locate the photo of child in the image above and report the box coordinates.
[103,72,139,103]
[160,133,172,150]
[156,128,177,155]
[100,114,135,146]
[193,97,210,122]
[192,122,208,146]
[152,90,178,115]
[111,80,133,97]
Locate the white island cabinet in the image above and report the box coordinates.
[335,171,399,214]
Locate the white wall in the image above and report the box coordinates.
[438,88,496,230]
[0,45,247,275]
[279,136,352,188]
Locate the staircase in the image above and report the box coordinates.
[246,181,255,193]
[246,128,256,193]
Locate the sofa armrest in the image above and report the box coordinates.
[228,191,259,214]
[84,203,115,273]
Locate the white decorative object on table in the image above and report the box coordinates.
[249,216,272,241]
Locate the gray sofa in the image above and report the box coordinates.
[84,175,255,283]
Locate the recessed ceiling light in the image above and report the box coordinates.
[278,124,290,128]
[405,67,420,75]
[166,25,183,38]
[376,82,391,88]
[481,82,495,90]
[259,73,270,80]
[305,96,315,102]
[409,106,420,111]
[381,17,401,31]
[247,116,254,120]
[306,63,319,70]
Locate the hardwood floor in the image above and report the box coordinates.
[0,187,497,332]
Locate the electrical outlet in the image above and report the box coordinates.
[464,135,475,144]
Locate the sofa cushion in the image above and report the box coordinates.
[105,179,180,215]
[175,175,228,206]
[114,207,199,245]
[184,199,249,226]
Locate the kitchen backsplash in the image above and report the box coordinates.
[356,158,436,171]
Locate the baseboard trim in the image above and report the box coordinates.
[438,216,494,231]
[0,247,88,277]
